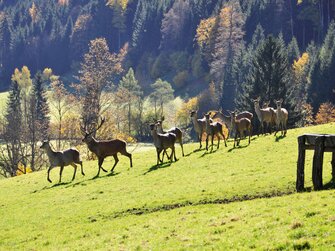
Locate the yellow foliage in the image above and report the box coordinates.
[11,66,32,90]
[29,2,39,23]
[315,102,335,124]
[196,17,216,49]
[16,163,32,176]
[293,52,309,76]
[107,0,128,11]
[176,97,198,127]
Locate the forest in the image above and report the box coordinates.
[0,0,334,176]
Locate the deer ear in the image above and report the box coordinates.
[280,98,283,103]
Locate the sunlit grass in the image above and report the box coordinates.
[0,123,334,250]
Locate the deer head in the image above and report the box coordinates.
[80,116,106,143]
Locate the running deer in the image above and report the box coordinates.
[190,110,212,148]
[204,112,227,151]
[149,123,177,165]
[230,111,252,148]
[274,99,288,136]
[80,117,132,177]
[252,97,275,135]
[40,141,84,183]
[156,116,184,157]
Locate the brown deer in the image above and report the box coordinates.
[212,109,253,138]
[40,140,84,183]
[190,110,212,148]
[149,123,177,165]
[252,97,274,135]
[80,117,132,177]
[274,99,288,136]
[262,100,277,130]
[156,116,184,157]
[204,112,227,151]
[230,111,252,148]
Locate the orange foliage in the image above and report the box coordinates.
[315,102,335,124]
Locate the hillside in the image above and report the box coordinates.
[0,123,334,250]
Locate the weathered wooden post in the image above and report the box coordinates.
[296,135,306,192]
[312,136,325,190]
[332,152,335,184]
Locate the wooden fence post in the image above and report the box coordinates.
[332,152,335,185]
[312,136,325,190]
[296,135,306,192]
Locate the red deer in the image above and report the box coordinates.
[80,117,132,177]
[149,123,177,165]
[274,99,288,136]
[229,111,252,148]
[40,141,84,183]
[190,110,212,148]
[252,97,274,135]
[204,112,227,151]
[156,116,184,157]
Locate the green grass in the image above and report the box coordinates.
[0,123,334,250]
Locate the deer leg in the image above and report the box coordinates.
[216,133,220,149]
[199,132,202,148]
[206,135,209,151]
[78,160,85,176]
[156,148,162,165]
[59,166,64,183]
[120,149,133,168]
[71,163,77,181]
[47,166,52,183]
[99,158,107,173]
[111,154,119,172]
[180,141,184,157]
[97,157,105,177]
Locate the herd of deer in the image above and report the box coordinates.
[40,98,288,184]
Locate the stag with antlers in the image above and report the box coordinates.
[80,117,133,177]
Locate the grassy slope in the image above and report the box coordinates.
[0,123,334,250]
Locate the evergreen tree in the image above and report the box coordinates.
[117,68,142,134]
[309,21,335,111]
[1,80,22,177]
[236,35,290,113]
[287,37,300,64]
[31,72,50,139]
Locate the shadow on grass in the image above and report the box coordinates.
[227,144,250,152]
[143,162,174,175]
[200,148,218,157]
[275,134,286,142]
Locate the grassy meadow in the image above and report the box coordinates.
[0,123,334,250]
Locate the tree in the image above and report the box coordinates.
[0,80,23,177]
[49,75,75,150]
[77,38,126,132]
[314,102,335,124]
[117,68,142,135]
[287,37,300,64]
[150,79,174,119]
[236,35,290,115]
[160,0,191,50]
[209,0,245,108]
[309,21,335,111]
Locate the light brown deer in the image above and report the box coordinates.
[212,109,253,138]
[149,123,177,165]
[190,110,212,148]
[156,116,184,157]
[262,101,277,130]
[40,141,84,183]
[274,99,288,136]
[80,117,132,177]
[252,97,274,135]
[230,111,252,148]
[204,112,227,151]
